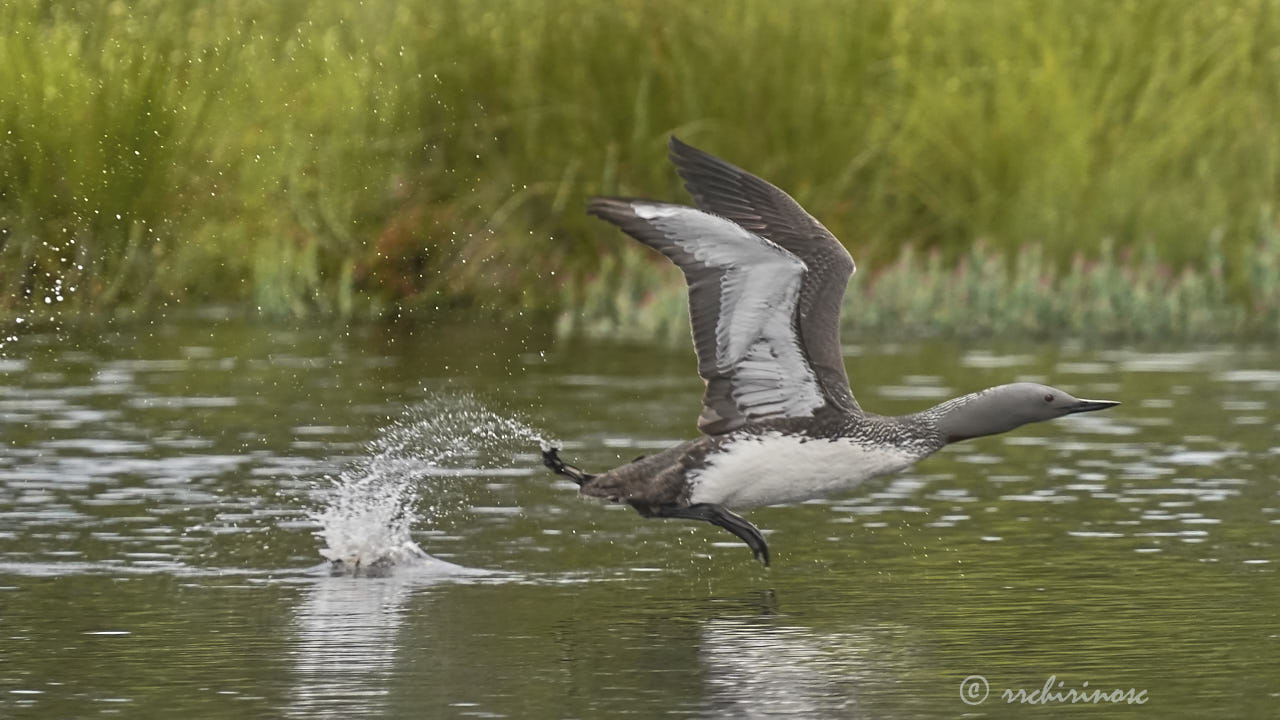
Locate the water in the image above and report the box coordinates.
[1,317,1277,717]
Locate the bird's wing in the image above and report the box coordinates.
[667,137,860,415]
[588,198,830,435]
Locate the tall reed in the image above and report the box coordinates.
[2,0,1279,334]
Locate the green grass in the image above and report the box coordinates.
[2,0,1280,338]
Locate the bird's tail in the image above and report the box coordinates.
[542,446,595,486]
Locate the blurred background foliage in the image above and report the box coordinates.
[2,0,1279,338]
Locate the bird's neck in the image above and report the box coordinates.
[913,388,1020,445]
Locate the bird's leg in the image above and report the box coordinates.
[654,503,771,566]
[542,446,596,486]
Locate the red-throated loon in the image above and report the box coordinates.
[544,137,1119,566]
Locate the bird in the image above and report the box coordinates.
[543,136,1119,566]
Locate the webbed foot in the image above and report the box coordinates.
[542,446,595,485]
[657,503,771,566]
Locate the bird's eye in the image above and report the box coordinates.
[1044,394,1055,403]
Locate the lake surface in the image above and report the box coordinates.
[1,316,1277,718]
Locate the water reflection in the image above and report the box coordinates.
[700,617,894,717]
[289,560,501,718]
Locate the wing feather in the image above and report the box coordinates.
[587,198,827,434]
[668,137,860,415]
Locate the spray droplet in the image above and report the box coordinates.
[314,392,551,572]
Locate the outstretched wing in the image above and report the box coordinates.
[587,198,828,434]
[668,137,860,415]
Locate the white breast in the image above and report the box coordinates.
[687,433,925,509]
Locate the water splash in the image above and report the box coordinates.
[313,392,551,574]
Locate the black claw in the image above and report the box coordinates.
[725,511,770,567]
[750,538,771,567]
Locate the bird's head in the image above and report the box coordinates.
[935,382,1119,443]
